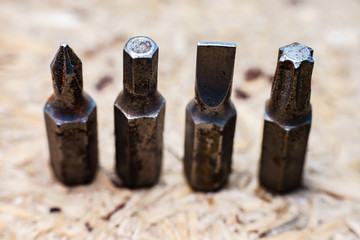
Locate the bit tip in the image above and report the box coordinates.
[50,43,83,96]
[268,42,314,124]
[279,42,314,69]
[197,42,236,48]
[195,42,236,108]
[60,42,69,48]
[123,36,159,97]
[124,36,158,59]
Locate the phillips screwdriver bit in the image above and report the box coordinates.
[259,42,314,193]
[184,42,237,192]
[114,36,165,188]
[44,43,98,186]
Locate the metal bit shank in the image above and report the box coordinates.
[184,42,237,192]
[259,43,314,193]
[114,36,165,188]
[44,43,98,186]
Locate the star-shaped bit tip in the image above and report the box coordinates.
[50,43,83,95]
[278,42,314,69]
[269,42,314,123]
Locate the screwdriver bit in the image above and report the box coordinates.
[44,43,98,186]
[184,42,237,192]
[259,42,314,193]
[114,36,165,188]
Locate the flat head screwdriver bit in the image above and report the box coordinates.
[114,36,166,188]
[44,43,98,186]
[259,42,314,193]
[184,42,237,192]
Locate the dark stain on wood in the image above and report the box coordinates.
[84,222,93,232]
[244,68,263,81]
[49,207,61,213]
[101,202,127,221]
[95,75,114,91]
[235,88,249,99]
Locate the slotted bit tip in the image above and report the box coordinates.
[195,42,236,108]
[50,43,83,97]
[197,42,236,48]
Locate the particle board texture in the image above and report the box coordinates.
[0,0,359,239]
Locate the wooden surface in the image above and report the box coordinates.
[1,0,360,239]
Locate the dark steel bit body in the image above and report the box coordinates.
[114,36,165,188]
[259,42,314,193]
[184,42,237,192]
[44,43,98,186]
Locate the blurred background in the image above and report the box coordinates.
[0,0,359,239]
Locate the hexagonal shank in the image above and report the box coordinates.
[185,100,236,191]
[44,98,98,186]
[259,109,311,192]
[114,95,165,187]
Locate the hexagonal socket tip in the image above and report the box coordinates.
[123,36,159,97]
[268,42,314,124]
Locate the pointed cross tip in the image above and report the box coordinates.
[50,43,83,95]
[60,42,69,48]
[51,43,82,71]
[57,42,73,57]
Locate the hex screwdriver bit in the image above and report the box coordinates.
[184,42,237,192]
[44,43,98,186]
[259,42,314,193]
[114,36,165,188]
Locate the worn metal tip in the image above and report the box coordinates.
[123,36,159,97]
[197,42,237,48]
[195,42,236,108]
[268,42,314,124]
[124,36,158,59]
[50,43,83,96]
[279,42,314,69]
[60,42,69,48]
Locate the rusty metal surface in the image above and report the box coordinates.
[259,42,314,193]
[44,43,98,186]
[114,36,166,188]
[184,42,237,192]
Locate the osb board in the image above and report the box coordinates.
[0,0,359,239]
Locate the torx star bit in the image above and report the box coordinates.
[184,42,237,192]
[114,36,165,188]
[259,42,314,193]
[44,43,98,186]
